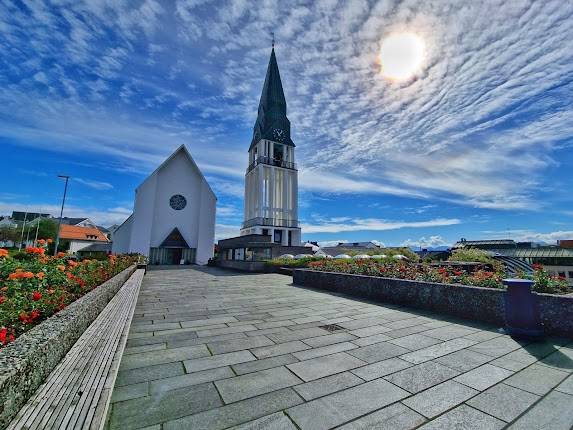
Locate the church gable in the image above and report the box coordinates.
[160,227,190,248]
[136,145,216,200]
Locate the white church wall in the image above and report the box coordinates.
[196,180,216,264]
[129,173,157,256]
[150,151,202,250]
[111,215,133,254]
[110,146,216,264]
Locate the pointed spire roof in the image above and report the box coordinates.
[250,47,294,150]
[259,48,287,116]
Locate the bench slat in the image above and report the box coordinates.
[7,270,144,430]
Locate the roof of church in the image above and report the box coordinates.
[135,145,216,199]
[250,48,294,150]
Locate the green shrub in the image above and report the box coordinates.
[266,256,322,267]
[448,248,494,264]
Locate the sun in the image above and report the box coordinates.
[379,33,425,81]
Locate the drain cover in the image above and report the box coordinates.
[319,324,345,333]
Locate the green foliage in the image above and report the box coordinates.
[530,265,570,294]
[448,248,505,275]
[0,248,138,346]
[306,259,505,289]
[35,219,58,242]
[448,248,494,264]
[266,256,323,267]
[0,227,19,243]
[339,247,420,261]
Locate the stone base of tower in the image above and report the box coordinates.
[240,225,301,247]
[217,232,312,272]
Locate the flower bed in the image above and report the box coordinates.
[302,259,570,294]
[0,242,139,346]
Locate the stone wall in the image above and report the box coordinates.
[294,269,573,337]
[217,259,269,272]
[0,265,136,429]
[537,293,573,337]
[293,269,505,325]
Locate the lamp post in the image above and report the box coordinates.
[53,175,70,256]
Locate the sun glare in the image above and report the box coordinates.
[379,33,425,81]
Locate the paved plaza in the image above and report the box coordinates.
[107,267,573,429]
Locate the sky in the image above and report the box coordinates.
[1,0,572,248]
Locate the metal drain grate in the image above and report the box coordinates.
[319,324,345,333]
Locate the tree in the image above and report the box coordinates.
[35,219,58,241]
[0,226,19,244]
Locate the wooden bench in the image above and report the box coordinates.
[7,269,145,430]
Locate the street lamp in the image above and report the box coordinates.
[53,175,70,256]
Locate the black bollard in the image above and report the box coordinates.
[503,278,543,339]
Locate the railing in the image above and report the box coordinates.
[247,156,297,173]
[242,217,300,229]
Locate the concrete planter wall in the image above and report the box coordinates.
[0,265,136,429]
[293,269,573,337]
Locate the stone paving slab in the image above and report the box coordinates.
[107,267,573,429]
[286,379,409,430]
[467,383,540,422]
[337,403,426,430]
[214,366,302,403]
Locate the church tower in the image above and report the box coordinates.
[241,45,301,246]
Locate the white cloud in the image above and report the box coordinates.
[73,177,114,190]
[401,235,449,249]
[1,0,572,215]
[302,217,461,234]
[482,229,573,245]
[215,223,240,240]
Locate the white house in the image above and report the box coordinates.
[59,224,110,253]
[112,145,216,265]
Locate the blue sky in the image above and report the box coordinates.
[1,0,572,247]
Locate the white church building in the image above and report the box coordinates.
[112,145,216,265]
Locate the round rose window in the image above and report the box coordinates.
[169,194,187,210]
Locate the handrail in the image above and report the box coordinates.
[242,217,299,229]
[247,156,297,173]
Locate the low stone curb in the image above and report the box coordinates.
[293,269,573,337]
[0,265,136,429]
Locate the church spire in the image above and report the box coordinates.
[250,42,293,149]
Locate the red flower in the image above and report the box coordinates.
[19,312,29,323]
[0,327,7,344]
[32,291,42,301]
[532,264,543,271]
[454,270,463,276]
[0,296,5,304]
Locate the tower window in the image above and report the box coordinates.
[273,143,284,164]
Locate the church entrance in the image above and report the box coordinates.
[149,247,195,265]
[148,227,196,265]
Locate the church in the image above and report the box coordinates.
[217,44,311,269]
[112,145,216,265]
[240,44,301,246]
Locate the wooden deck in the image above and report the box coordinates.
[7,269,144,430]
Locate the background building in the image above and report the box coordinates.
[112,145,216,265]
[453,238,573,286]
[59,224,109,254]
